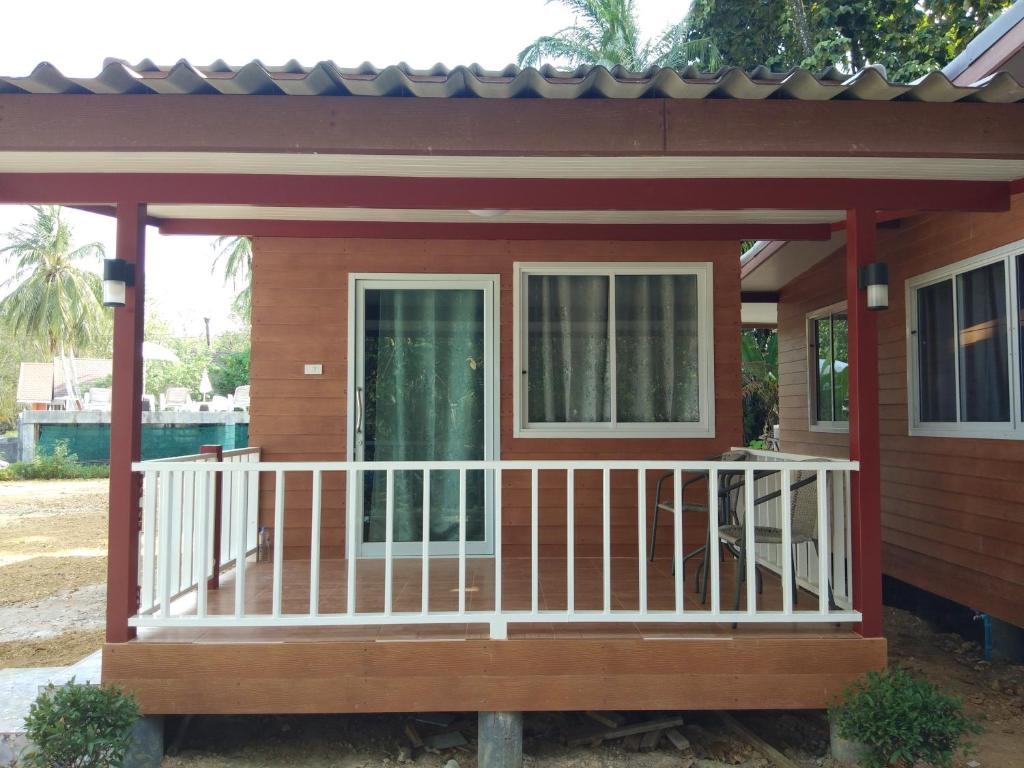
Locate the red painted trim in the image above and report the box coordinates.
[1011,177,1024,195]
[105,202,146,644]
[845,208,883,639]
[200,444,223,591]
[0,174,1011,212]
[156,218,832,241]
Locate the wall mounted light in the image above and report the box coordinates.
[102,258,135,307]
[858,262,889,311]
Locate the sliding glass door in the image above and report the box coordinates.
[351,276,497,556]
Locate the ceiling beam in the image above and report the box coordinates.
[155,219,833,241]
[740,291,780,303]
[0,174,1010,212]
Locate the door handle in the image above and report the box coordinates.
[355,386,364,434]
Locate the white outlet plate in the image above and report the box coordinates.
[303,363,323,375]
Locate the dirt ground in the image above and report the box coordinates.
[0,480,1020,766]
[0,479,108,667]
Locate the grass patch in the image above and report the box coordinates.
[0,441,109,481]
[0,629,105,668]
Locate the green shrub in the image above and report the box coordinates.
[830,667,981,768]
[22,679,140,768]
[0,441,110,481]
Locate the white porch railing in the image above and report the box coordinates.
[137,447,260,616]
[131,453,861,638]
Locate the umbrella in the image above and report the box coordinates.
[199,369,213,400]
[143,341,179,364]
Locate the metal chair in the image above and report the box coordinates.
[648,450,750,577]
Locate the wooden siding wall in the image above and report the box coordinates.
[249,238,742,561]
[777,194,1024,627]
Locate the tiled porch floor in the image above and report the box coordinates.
[139,552,854,643]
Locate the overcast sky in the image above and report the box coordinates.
[0,0,689,335]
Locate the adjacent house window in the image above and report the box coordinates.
[513,262,714,437]
[807,303,849,431]
[907,241,1024,439]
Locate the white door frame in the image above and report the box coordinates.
[347,273,500,557]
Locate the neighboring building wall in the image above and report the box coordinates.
[249,237,742,560]
[777,194,1024,628]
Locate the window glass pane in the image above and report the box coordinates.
[917,280,957,422]
[832,313,849,421]
[615,274,700,422]
[526,274,610,423]
[957,261,1009,422]
[814,317,834,422]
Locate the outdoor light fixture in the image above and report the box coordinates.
[858,262,889,311]
[102,258,135,308]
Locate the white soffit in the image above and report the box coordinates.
[2,152,1024,181]
[147,205,845,225]
[741,231,847,291]
[741,302,779,326]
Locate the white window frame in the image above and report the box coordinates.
[512,261,715,439]
[806,301,849,433]
[905,239,1023,440]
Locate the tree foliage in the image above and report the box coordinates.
[212,236,253,322]
[741,328,778,445]
[683,0,1013,78]
[0,206,108,356]
[518,0,724,70]
[144,319,249,399]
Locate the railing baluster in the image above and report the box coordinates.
[744,468,756,615]
[384,468,394,616]
[673,467,683,615]
[817,469,830,615]
[234,466,248,618]
[180,470,195,588]
[566,468,574,614]
[458,468,467,615]
[157,470,173,617]
[421,470,430,615]
[637,469,647,615]
[247,457,260,553]
[346,468,357,615]
[602,468,611,614]
[708,468,721,614]
[780,468,793,616]
[195,469,209,618]
[272,470,285,618]
[169,470,183,594]
[493,468,502,616]
[531,468,539,614]
[309,470,322,616]
[140,471,157,613]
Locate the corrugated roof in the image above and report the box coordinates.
[1,59,1022,102]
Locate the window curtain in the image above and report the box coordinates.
[363,288,485,543]
[527,273,700,424]
[957,262,1009,422]
[917,280,957,422]
[615,274,699,422]
[527,275,610,422]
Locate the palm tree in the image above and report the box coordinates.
[0,205,106,404]
[518,0,723,71]
[211,236,253,321]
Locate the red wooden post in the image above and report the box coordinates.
[845,207,884,638]
[200,444,224,590]
[105,202,146,643]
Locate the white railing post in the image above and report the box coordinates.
[744,468,757,615]
[233,466,248,618]
[180,471,195,589]
[602,468,611,614]
[780,468,794,616]
[309,470,322,616]
[272,470,285,618]
[493,467,502,616]
[673,467,683,615]
[157,469,173,617]
[384,468,394,616]
[168,470,183,595]
[421,470,430,615]
[195,469,210,618]
[140,471,157,613]
[566,468,574,614]
[346,468,357,615]
[531,467,539,614]
[708,467,721,614]
[637,469,647,616]
[458,468,467,615]
[817,469,831,615]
